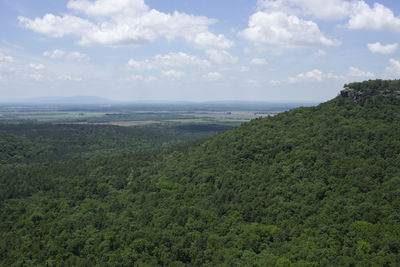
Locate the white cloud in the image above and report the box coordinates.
[58,74,82,82]
[0,53,15,77]
[205,49,238,65]
[161,69,184,79]
[269,79,281,85]
[130,74,157,82]
[288,69,325,83]
[204,72,222,81]
[258,1,400,33]
[287,66,374,84]
[257,0,352,21]
[293,0,352,21]
[127,59,147,69]
[43,49,90,60]
[188,32,234,50]
[347,66,375,79]
[18,0,233,49]
[43,49,65,58]
[67,0,149,17]
[287,67,374,84]
[29,63,46,70]
[315,49,327,56]
[384,59,400,79]
[67,51,90,60]
[250,58,268,65]
[18,14,97,39]
[127,52,210,70]
[0,53,14,63]
[367,42,398,55]
[348,2,400,32]
[239,11,340,49]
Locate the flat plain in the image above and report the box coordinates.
[0,102,305,126]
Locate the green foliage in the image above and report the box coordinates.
[1,80,400,265]
[345,79,400,94]
[0,123,231,162]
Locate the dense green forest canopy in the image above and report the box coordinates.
[0,123,233,163]
[1,80,400,266]
[344,79,400,93]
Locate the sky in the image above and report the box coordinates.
[0,0,400,102]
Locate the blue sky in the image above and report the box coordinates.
[0,0,400,102]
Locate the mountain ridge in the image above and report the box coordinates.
[1,80,400,266]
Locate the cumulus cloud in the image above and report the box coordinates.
[257,0,352,21]
[269,79,281,85]
[250,58,268,65]
[43,49,65,58]
[281,66,375,84]
[18,0,233,49]
[43,49,90,60]
[0,53,14,63]
[287,66,375,84]
[0,52,15,77]
[348,2,400,32]
[18,14,97,39]
[347,66,375,79]
[205,49,238,65]
[367,42,398,55]
[67,51,90,60]
[29,63,46,70]
[127,52,210,70]
[130,74,157,82]
[258,1,400,33]
[384,59,400,79]
[239,11,340,49]
[204,72,222,81]
[188,32,234,50]
[161,69,184,79]
[288,69,325,83]
[67,0,149,17]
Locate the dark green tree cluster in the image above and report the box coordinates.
[1,80,400,266]
[345,79,400,94]
[0,124,231,163]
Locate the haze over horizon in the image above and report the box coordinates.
[1,0,400,102]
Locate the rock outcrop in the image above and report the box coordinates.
[340,85,400,103]
[340,87,364,103]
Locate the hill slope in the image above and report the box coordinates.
[1,80,400,266]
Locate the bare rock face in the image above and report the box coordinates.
[340,86,400,103]
[340,87,363,103]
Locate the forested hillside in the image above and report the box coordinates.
[0,123,232,163]
[1,80,400,266]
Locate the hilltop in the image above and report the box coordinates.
[341,80,400,103]
[1,80,400,266]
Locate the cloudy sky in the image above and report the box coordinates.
[0,0,399,102]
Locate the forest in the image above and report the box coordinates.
[1,79,400,266]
